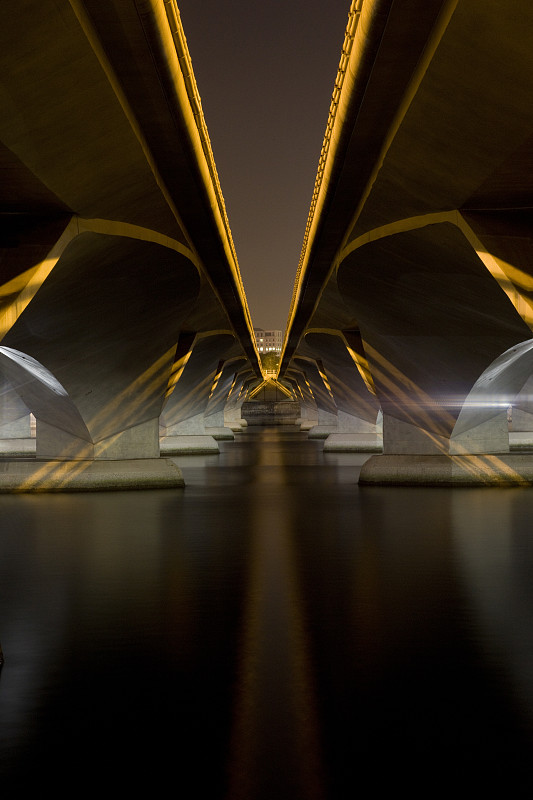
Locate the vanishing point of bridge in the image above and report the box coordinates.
[3,0,533,489]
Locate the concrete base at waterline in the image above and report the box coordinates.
[323,433,383,453]
[205,427,234,441]
[160,435,219,454]
[359,453,533,486]
[307,425,337,439]
[509,432,533,451]
[0,458,185,492]
[298,419,318,431]
[0,438,36,457]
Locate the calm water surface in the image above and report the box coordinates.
[1,427,533,794]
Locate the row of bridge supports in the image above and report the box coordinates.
[277,0,533,487]
[0,364,250,491]
[0,1,266,491]
[0,218,256,491]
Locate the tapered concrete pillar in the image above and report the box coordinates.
[298,405,319,431]
[380,412,510,456]
[204,410,234,440]
[36,417,161,460]
[324,410,383,452]
[160,412,220,454]
[509,408,533,450]
[224,404,247,432]
[0,376,36,455]
[338,224,533,485]
[203,358,248,440]
[0,232,200,490]
[509,375,533,449]
[159,333,243,454]
[224,374,248,431]
[298,331,382,449]
[307,408,339,439]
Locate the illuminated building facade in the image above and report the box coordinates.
[254,328,283,354]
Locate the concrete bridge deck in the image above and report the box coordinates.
[279,0,533,484]
[0,0,262,489]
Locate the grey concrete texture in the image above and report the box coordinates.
[359,453,533,487]
[0,458,184,492]
[279,1,533,484]
[160,435,219,455]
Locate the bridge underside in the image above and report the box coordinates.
[281,0,533,484]
[0,0,261,490]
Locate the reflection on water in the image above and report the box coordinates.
[1,429,533,794]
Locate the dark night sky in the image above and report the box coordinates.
[177,1,353,332]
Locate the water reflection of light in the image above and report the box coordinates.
[452,491,533,729]
[227,439,325,799]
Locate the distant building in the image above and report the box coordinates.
[254,328,283,354]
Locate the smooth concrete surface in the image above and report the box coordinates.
[0,438,36,457]
[227,420,247,431]
[279,1,533,478]
[206,427,235,441]
[323,432,383,453]
[0,458,184,492]
[160,435,219,455]
[298,419,318,431]
[359,453,533,486]
[36,417,162,461]
[307,425,338,439]
[509,432,533,450]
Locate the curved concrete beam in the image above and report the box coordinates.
[281,1,533,481]
[4,230,200,455]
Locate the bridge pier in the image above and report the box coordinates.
[509,376,533,450]
[298,407,319,431]
[307,409,338,439]
[510,408,533,451]
[323,410,383,453]
[204,410,235,441]
[359,452,533,487]
[160,413,220,454]
[360,411,533,486]
[224,374,248,432]
[35,417,164,460]
[0,376,35,456]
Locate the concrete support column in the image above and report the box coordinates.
[380,411,509,455]
[509,407,533,450]
[307,409,339,439]
[224,376,248,431]
[450,411,510,455]
[0,414,32,438]
[360,411,528,486]
[159,412,220,454]
[204,410,235,441]
[509,375,533,449]
[297,402,318,431]
[225,403,246,432]
[0,377,36,455]
[323,410,383,452]
[36,417,161,460]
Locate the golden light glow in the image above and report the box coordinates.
[207,364,223,401]
[248,378,293,400]
[226,440,325,798]
[363,342,456,441]
[343,341,377,395]
[14,347,177,491]
[165,349,192,399]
